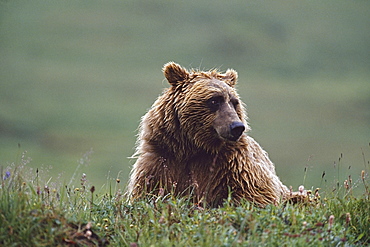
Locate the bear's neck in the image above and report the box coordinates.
[148,133,208,163]
[147,129,240,167]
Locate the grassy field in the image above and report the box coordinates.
[1,2,369,245]
[1,0,369,192]
[0,154,369,246]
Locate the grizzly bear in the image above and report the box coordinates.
[127,62,295,207]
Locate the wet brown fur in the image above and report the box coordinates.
[127,62,292,207]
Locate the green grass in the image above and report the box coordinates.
[1,151,369,246]
[1,2,369,245]
[1,2,369,244]
[1,0,369,190]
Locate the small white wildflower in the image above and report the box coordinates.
[298,185,305,194]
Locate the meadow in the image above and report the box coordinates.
[0,151,369,246]
[1,0,369,190]
[0,0,369,244]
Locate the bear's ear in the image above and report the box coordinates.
[163,62,189,86]
[224,69,238,87]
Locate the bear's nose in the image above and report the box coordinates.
[229,121,245,141]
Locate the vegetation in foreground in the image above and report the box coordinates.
[0,150,369,246]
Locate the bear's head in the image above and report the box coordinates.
[163,62,249,152]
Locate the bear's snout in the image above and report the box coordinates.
[229,121,245,141]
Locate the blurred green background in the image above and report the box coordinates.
[1,0,369,191]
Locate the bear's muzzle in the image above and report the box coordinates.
[229,121,245,141]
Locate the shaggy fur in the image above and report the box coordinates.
[127,62,292,207]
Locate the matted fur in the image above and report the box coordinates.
[127,62,291,207]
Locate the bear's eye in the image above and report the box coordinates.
[207,96,223,112]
